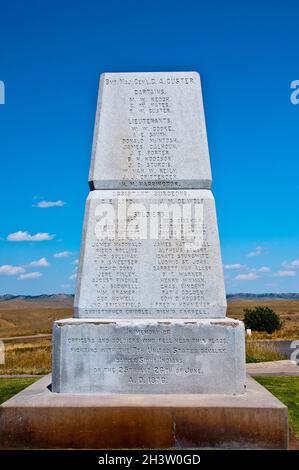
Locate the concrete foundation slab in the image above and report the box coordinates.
[0,374,288,449]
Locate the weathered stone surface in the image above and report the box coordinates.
[89,72,212,190]
[74,189,226,318]
[0,375,289,449]
[52,318,245,394]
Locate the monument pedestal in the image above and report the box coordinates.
[0,375,288,449]
[52,318,246,394]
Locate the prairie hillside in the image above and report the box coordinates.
[0,296,298,340]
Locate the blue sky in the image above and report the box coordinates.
[0,0,298,295]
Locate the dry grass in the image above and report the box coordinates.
[0,300,298,341]
[0,299,297,375]
[0,337,289,376]
[0,340,51,375]
[246,340,286,363]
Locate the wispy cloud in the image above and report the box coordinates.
[0,265,25,276]
[7,231,55,242]
[72,259,79,265]
[273,270,296,278]
[61,284,71,289]
[282,259,299,270]
[29,257,50,267]
[54,251,72,258]
[18,272,42,280]
[223,263,245,270]
[247,246,264,257]
[33,200,66,208]
[234,272,259,281]
[257,266,271,273]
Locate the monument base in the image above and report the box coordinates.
[0,375,288,449]
[52,318,246,394]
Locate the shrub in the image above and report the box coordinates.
[243,306,283,334]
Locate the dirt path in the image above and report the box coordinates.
[0,333,51,343]
[247,360,299,376]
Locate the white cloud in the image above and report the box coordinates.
[0,265,25,276]
[18,272,42,280]
[247,246,263,257]
[33,200,66,208]
[68,265,78,281]
[223,263,245,270]
[61,284,71,289]
[72,259,79,265]
[273,270,296,278]
[282,259,299,270]
[7,231,55,242]
[29,257,50,267]
[258,266,271,273]
[234,272,259,281]
[54,251,72,258]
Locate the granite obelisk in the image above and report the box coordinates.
[52,72,246,394]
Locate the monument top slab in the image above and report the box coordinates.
[89,71,212,190]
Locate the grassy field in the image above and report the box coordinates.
[227,300,299,339]
[0,300,298,340]
[0,340,52,375]
[0,299,297,375]
[0,377,38,404]
[255,376,299,439]
[246,341,286,362]
[0,308,72,338]
[0,336,289,375]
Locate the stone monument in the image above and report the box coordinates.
[52,71,245,395]
[0,72,289,449]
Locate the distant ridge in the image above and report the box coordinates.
[0,294,74,310]
[0,294,74,302]
[0,293,299,302]
[227,293,299,300]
